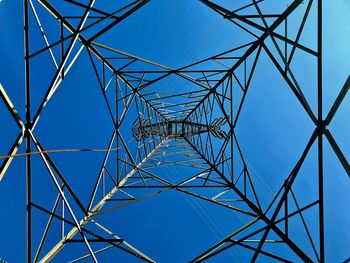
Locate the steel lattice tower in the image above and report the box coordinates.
[0,0,349,262]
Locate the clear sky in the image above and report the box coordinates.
[0,0,349,262]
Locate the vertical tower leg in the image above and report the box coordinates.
[317,0,325,262]
[23,0,32,262]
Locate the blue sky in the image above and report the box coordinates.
[0,0,349,262]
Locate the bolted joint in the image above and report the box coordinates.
[317,120,327,135]
[24,128,31,138]
[24,123,33,137]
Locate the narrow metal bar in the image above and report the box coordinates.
[33,188,64,262]
[24,0,32,261]
[325,75,350,125]
[290,189,320,261]
[29,0,58,69]
[317,1,325,261]
[287,0,314,66]
[284,16,288,72]
[60,20,64,79]
[0,83,24,128]
[262,44,317,125]
[0,132,24,181]
[284,181,288,237]
[68,246,113,263]
[324,130,350,178]
[116,76,120,183]
[237,242,292,263]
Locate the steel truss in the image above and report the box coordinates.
[0,0,349,262]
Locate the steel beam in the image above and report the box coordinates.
[39,141,164,262]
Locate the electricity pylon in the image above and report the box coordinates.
[0,0,349,262]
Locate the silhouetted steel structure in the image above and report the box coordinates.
[0,0,349,262]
